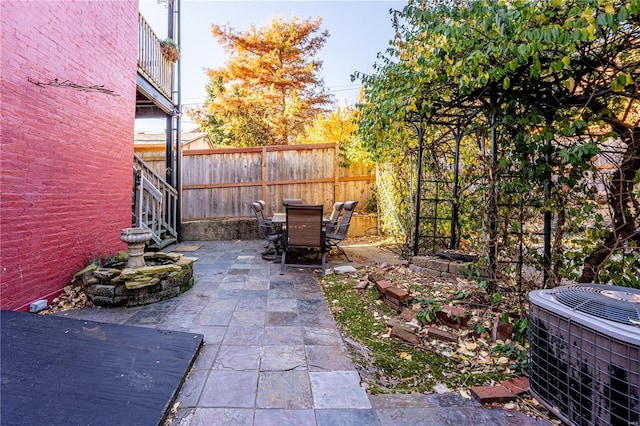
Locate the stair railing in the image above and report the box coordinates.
[133,154,178,246]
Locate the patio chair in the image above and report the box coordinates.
[250,202,281,260]
[326,200,358,262]
[256,199,271,224]
[282,198,303,208]
[325,202,345,234]
[280,204,327,276]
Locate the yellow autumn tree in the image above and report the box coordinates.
[189,17,332,146]
[298,106,373,165]
[297,107,356,144]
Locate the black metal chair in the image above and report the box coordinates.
[280,204,326,276]
[256,199,267,214]
[326,200,358,261]
[250,202,281,260]
[282,198,303,208]
[325,201,345,234]
[256,199,272,225]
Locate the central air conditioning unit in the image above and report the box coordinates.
[529,284,640,426]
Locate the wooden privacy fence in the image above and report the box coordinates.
[181,143,374,221]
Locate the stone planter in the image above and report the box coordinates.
[72,252,197,308]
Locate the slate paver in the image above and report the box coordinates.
[222,325,264,346]
[266,298,298,312]
[174,369,209,408]
[426,392,481,407]
[305,345,354,372]
[203,299,238,312]
[265,311,299,326]
[245,279,270,291]
[297,299,329,314]
[269,281,296,298]
[214,345,262,371]
[375,408,446,426]
[253,409,317,426]
[248,267,273,277]
[196,309,233,326]
[303,326,344,346]
[191,343,220,370]
[229,310,266,327]
[316,409,379,426]
[296,284,325,300]
[214,289,245,300]
[222,275,248,283]
[263,326,305,346]
[200,370,258,408]
[299,311,336,327]
[218,280,246,290]
[175,407,254,426]
[261,345,306,371]
[369,393,435,409]
[188,325,227,345]
[256,371,313,409]
[309,371,371,409]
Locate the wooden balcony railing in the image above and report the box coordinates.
[133,154,178,248]
[138,13,173,101]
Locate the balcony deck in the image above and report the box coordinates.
[137,13,175,114]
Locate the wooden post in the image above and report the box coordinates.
[261,146,267,205]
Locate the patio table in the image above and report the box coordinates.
[271,212,286,224]
[271,212,331,226]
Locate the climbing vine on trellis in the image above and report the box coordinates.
[355,0,640,289]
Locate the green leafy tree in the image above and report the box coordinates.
[187,17,332,146]
[356,0,640,285]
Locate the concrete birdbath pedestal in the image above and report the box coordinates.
[120,227,152,269]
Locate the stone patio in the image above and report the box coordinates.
[55,240,552,425]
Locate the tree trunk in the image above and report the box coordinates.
[579,108,640,283]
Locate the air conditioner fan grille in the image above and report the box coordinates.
[551,284,640,325]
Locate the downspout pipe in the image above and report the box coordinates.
[165,0,175,187]
[174,0,182,241]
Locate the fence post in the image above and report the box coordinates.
[261,146,268,202]
[333,144,340,202]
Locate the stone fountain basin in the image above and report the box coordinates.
[72,252,197,308]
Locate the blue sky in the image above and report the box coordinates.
[137,0,405,131]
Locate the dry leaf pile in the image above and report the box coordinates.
[39,284,94,314]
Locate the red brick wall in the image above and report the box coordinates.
[1,1,139,311]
